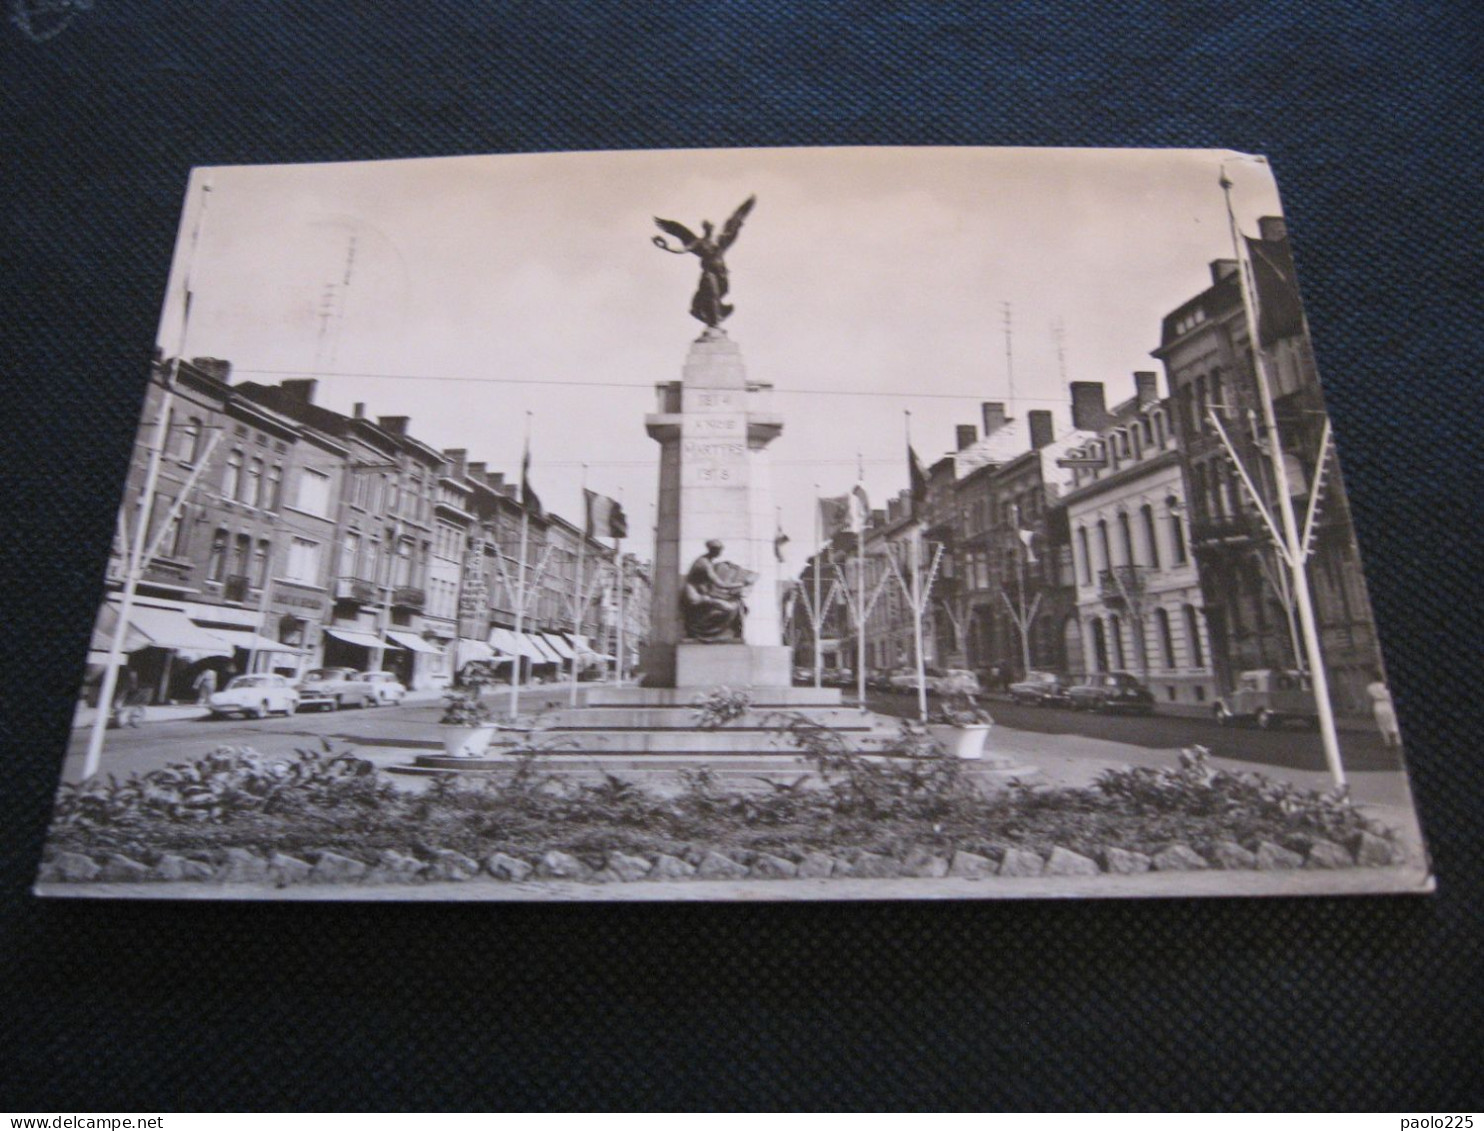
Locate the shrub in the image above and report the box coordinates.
[690,685,754,729]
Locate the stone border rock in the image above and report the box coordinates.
[36,831,1404,887]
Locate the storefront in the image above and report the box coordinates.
[94,598,236,704]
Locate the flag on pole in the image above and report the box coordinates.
[520,440,543,518]
[819,495,850,540]
[583,489,627,539]
[774,521,790,562]
[1018,526,1039,564]
[1245,232,1303,346]
[849,481,870,534]
[908,444,929,519]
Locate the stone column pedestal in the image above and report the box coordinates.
[643,330,789,689]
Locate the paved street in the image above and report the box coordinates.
[861,689,1405,774]
[63,681,1405,782]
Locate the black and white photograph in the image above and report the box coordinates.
[36,145,1431,901]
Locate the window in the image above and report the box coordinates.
[1184,605,1204,667]
[296,468,331,517]
[1110,614,1126,669]
[1170,512,1187,564]
[254,540,271,587]
[1141,504,1161,570]
[223,449,242,500]
[266,463,282,510]
[209,529,228,581]
[1097,519,1112,575]
[168,507,189,559]
[1195,375,1209,431]
[1155,607,1175,668]
[233,533,251,579]
[341,532,360,577]
[1118,512,1136,567]
[286,537,322,583]
[176,416,201,461]
[244,457,263,506]
[394,539,412,587]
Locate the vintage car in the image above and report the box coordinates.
[352,670,407,706]
[296,667,378,711]
[889,667,982,697]
[207,674,300,719]
[1214,669,1319,729]
[1068,671,1157,714]
[1008,670,1076,707]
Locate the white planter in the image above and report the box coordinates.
[440,723,498,759]
[950,723,992,760]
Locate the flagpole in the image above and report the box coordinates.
[1221,164,1344,788]
[855,451,868,711]
[614,538,625,685]
[813,482,823,691]
[509,413,532,719]
[85,176,213,780]
[570,465,587,707]
[905,411,927,721]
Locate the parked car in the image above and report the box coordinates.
[352,670,406,706]
[930,668,982,697]
[1214,669,1319,730]
[1068,671,1156,714]
[207,674,299,719]
[1008,670,1075,707]
[296,668,378,711]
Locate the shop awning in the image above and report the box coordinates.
[183,602,261,629]
[385,630,444,655]
[118,605,236,657]
[322,627,401,650]
[456,638,510,667]
[539,633,576,661]
[490,628,546,661]
[196,621,305,653]
[527,634,562,663]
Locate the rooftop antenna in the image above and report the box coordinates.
[313,230,358,372]
[1002,300,1015,410]
[1052,317,1067,385]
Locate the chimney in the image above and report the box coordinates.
[377,416,409,436]
[191,357,233,383]
[981,401,1008,436]
[279,378,316,404]
[1210,258,1239,285]
[1069,381,1109,431]
[956,424,978,451]
[467,461,487,483]
[1257,215,1287,241]
[443,449,467,479]
[1028,410,1055,450]
[485,472,505,488]
[352,402,365,419]
[1134,371,1159,406]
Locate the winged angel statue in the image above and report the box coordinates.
[652,195,757,328]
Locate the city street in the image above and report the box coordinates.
[60,682,1405,785]
[863,690,1404,774]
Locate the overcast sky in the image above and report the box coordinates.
[157,146,1284,570]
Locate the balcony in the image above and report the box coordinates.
[1098,566,1149,607]
[335,576,378,603]
[391,585,426,611]
[223,574,251,604]
[1190,513,1259,548]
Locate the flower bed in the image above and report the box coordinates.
[38,739,1404,886]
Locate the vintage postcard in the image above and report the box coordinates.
[38,146,1431,900]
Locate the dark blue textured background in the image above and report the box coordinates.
[3,1,1481,1110]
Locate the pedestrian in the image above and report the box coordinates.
[192,666,218,705]
[1366,670,1400,748]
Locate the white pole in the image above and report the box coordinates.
[570,466,587,707]
[813,484,823,690]
[509,413,532,718]
[855,453,868,710]
[1222,165,1344,787]
[912,526,927,722]
[614,540,625,684]
[84,177,212,780]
